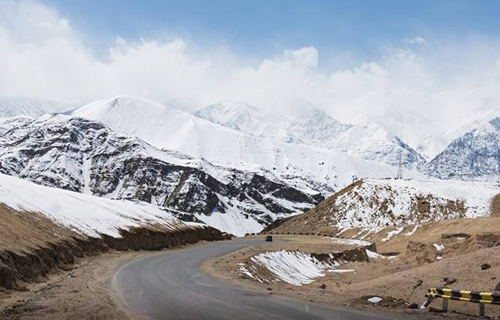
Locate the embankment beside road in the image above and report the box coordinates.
[0,204,229,291]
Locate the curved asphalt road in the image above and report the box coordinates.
[112,239,402,320]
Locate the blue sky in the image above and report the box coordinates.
[40,0,500,68]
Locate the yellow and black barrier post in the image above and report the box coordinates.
[423,287,500,317]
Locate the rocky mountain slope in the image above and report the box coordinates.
[72,96,423,192]
[268,178,499,235]
[415,106,500,160]
[0,114,325,235]
[194,101,425,169]
[426,117,500,180]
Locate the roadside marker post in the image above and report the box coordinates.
[423,287,500,317]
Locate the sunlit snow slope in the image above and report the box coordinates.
[72,96,423,191]
[0,173,199,238]
[195,101,425,169]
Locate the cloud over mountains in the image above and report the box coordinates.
[1,0,500,144]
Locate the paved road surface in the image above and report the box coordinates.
[112,239,406,320]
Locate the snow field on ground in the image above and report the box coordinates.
[247,250,342,286]
[329,237,372,247]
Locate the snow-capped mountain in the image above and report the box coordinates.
[426,117,500,180]
[72,96,419,192]
[365,108,441,161]
[0,114,324,236]
[194,101,280,137]
[194,101,425,169]
[326,124,426,169]
[0,100,70,118]
[196,103,351,145]
[278,106,353,145]
[415,115,500,161]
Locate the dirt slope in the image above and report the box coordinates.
[0,204,82,253]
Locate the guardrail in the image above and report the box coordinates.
[422,287,500,316]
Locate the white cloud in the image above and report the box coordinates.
[405,36,426,45]
[1,0,500,148]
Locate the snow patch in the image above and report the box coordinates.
[367,250,396,260]
[247,250,340,286]
[367,297,383,304]
[405,224,420,236]
[330,237,371,247]
[327,269,355,273]
[433,243,445,251]
[382,227,404,242]
[195,208,262,237]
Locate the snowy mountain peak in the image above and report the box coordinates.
[75,95,175,118]
[282,106,352,144]
[195,101,275,135]
[193,99,424,168]
[326,122,426,169]
[72,95,422,193]
[294,105,339,122]
[426,116,500,180]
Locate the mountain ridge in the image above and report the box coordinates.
[194,100,425,169]
[72,96,419,191]
[0,114,325,235]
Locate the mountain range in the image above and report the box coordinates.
[195,101,425,169]
[0,114,328,236]
[193,100,500,181]
[1,95,500,234]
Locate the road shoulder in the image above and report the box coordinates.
[1,241,214,320]
[201,235,480,320]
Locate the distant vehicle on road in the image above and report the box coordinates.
[265,235,273,242]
